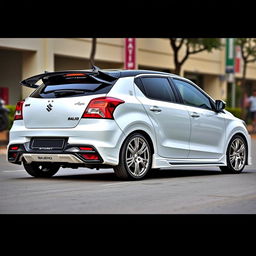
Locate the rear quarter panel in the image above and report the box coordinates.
[107,77,157,153]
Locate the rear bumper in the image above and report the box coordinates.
[8,119,125,166]
[8,143,104,166]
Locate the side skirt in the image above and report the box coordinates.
[152,153,227,169]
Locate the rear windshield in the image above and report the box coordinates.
[30,76,115,98]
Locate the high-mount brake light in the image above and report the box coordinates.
[14,101,24,120]
[82,97,124,119]
[64,73,87,77]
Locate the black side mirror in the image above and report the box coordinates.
[215,100,226,112]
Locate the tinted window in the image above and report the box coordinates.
[140,77,176,102]
[173,79,212,110]
[31,76,114,99]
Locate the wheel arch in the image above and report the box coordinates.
[114,129,155,179]
[226,132,249,165]
[122,129,155,155]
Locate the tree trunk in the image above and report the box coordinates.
[173,48,181,75]
[89,38,97,68]
[174,64,181,75]
[241,62,247,89]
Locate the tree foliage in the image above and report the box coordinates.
[236,38,256,63]
[235,38,256,88]
[169,38,222,75]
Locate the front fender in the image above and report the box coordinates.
[224,118,251,165]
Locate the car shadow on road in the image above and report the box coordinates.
[46,168,222,182]
[148,168,221,179]
[16,168,253,183]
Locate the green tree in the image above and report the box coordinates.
[169,38,222,75]
[235,38,256,93]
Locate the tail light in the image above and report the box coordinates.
[82,97,124,119]
[14,101,24,120]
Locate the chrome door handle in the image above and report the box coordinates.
[190,112,200,118]
[150,106,162,113]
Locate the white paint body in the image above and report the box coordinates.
[8,74,252,169]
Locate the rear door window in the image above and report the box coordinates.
[139,77,176,102]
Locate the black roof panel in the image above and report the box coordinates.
[105,69,173,78]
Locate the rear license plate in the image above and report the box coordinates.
[30,138,66,150]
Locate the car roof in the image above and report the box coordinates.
[103,69,179,78]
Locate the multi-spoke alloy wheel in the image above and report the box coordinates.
[114,133,152,180]
[229,138,246,171]
[220,135,247,174]
[126,137,150,177]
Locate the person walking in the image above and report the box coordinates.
[248,89,256,133]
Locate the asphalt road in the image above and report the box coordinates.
[0,140,256,214]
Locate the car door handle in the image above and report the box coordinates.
[190,112,200,118]
[150,106,162,113]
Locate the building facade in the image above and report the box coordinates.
[0,38,256,105]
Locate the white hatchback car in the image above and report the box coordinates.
[8,67,251,180]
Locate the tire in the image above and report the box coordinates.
[113,133,152,180]
[220,135,247,174]
[23,161,60,178]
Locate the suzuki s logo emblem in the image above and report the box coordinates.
[46,103,53,112]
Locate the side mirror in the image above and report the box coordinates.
[215,100,226,112]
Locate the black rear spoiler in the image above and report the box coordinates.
[20,68,120,88]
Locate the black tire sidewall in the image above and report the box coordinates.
[23,161,60,178]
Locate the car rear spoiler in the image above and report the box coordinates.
[20,67,120,88]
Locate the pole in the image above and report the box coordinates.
[231,76,236,108]
[226,38,235,107]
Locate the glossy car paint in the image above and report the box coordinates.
[8,71,252,170]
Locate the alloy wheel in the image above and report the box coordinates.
[125,136,150,178]
[228,137,246,172]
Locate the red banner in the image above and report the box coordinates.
[124,38,136,69]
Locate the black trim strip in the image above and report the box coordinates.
[169,162,224,165]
